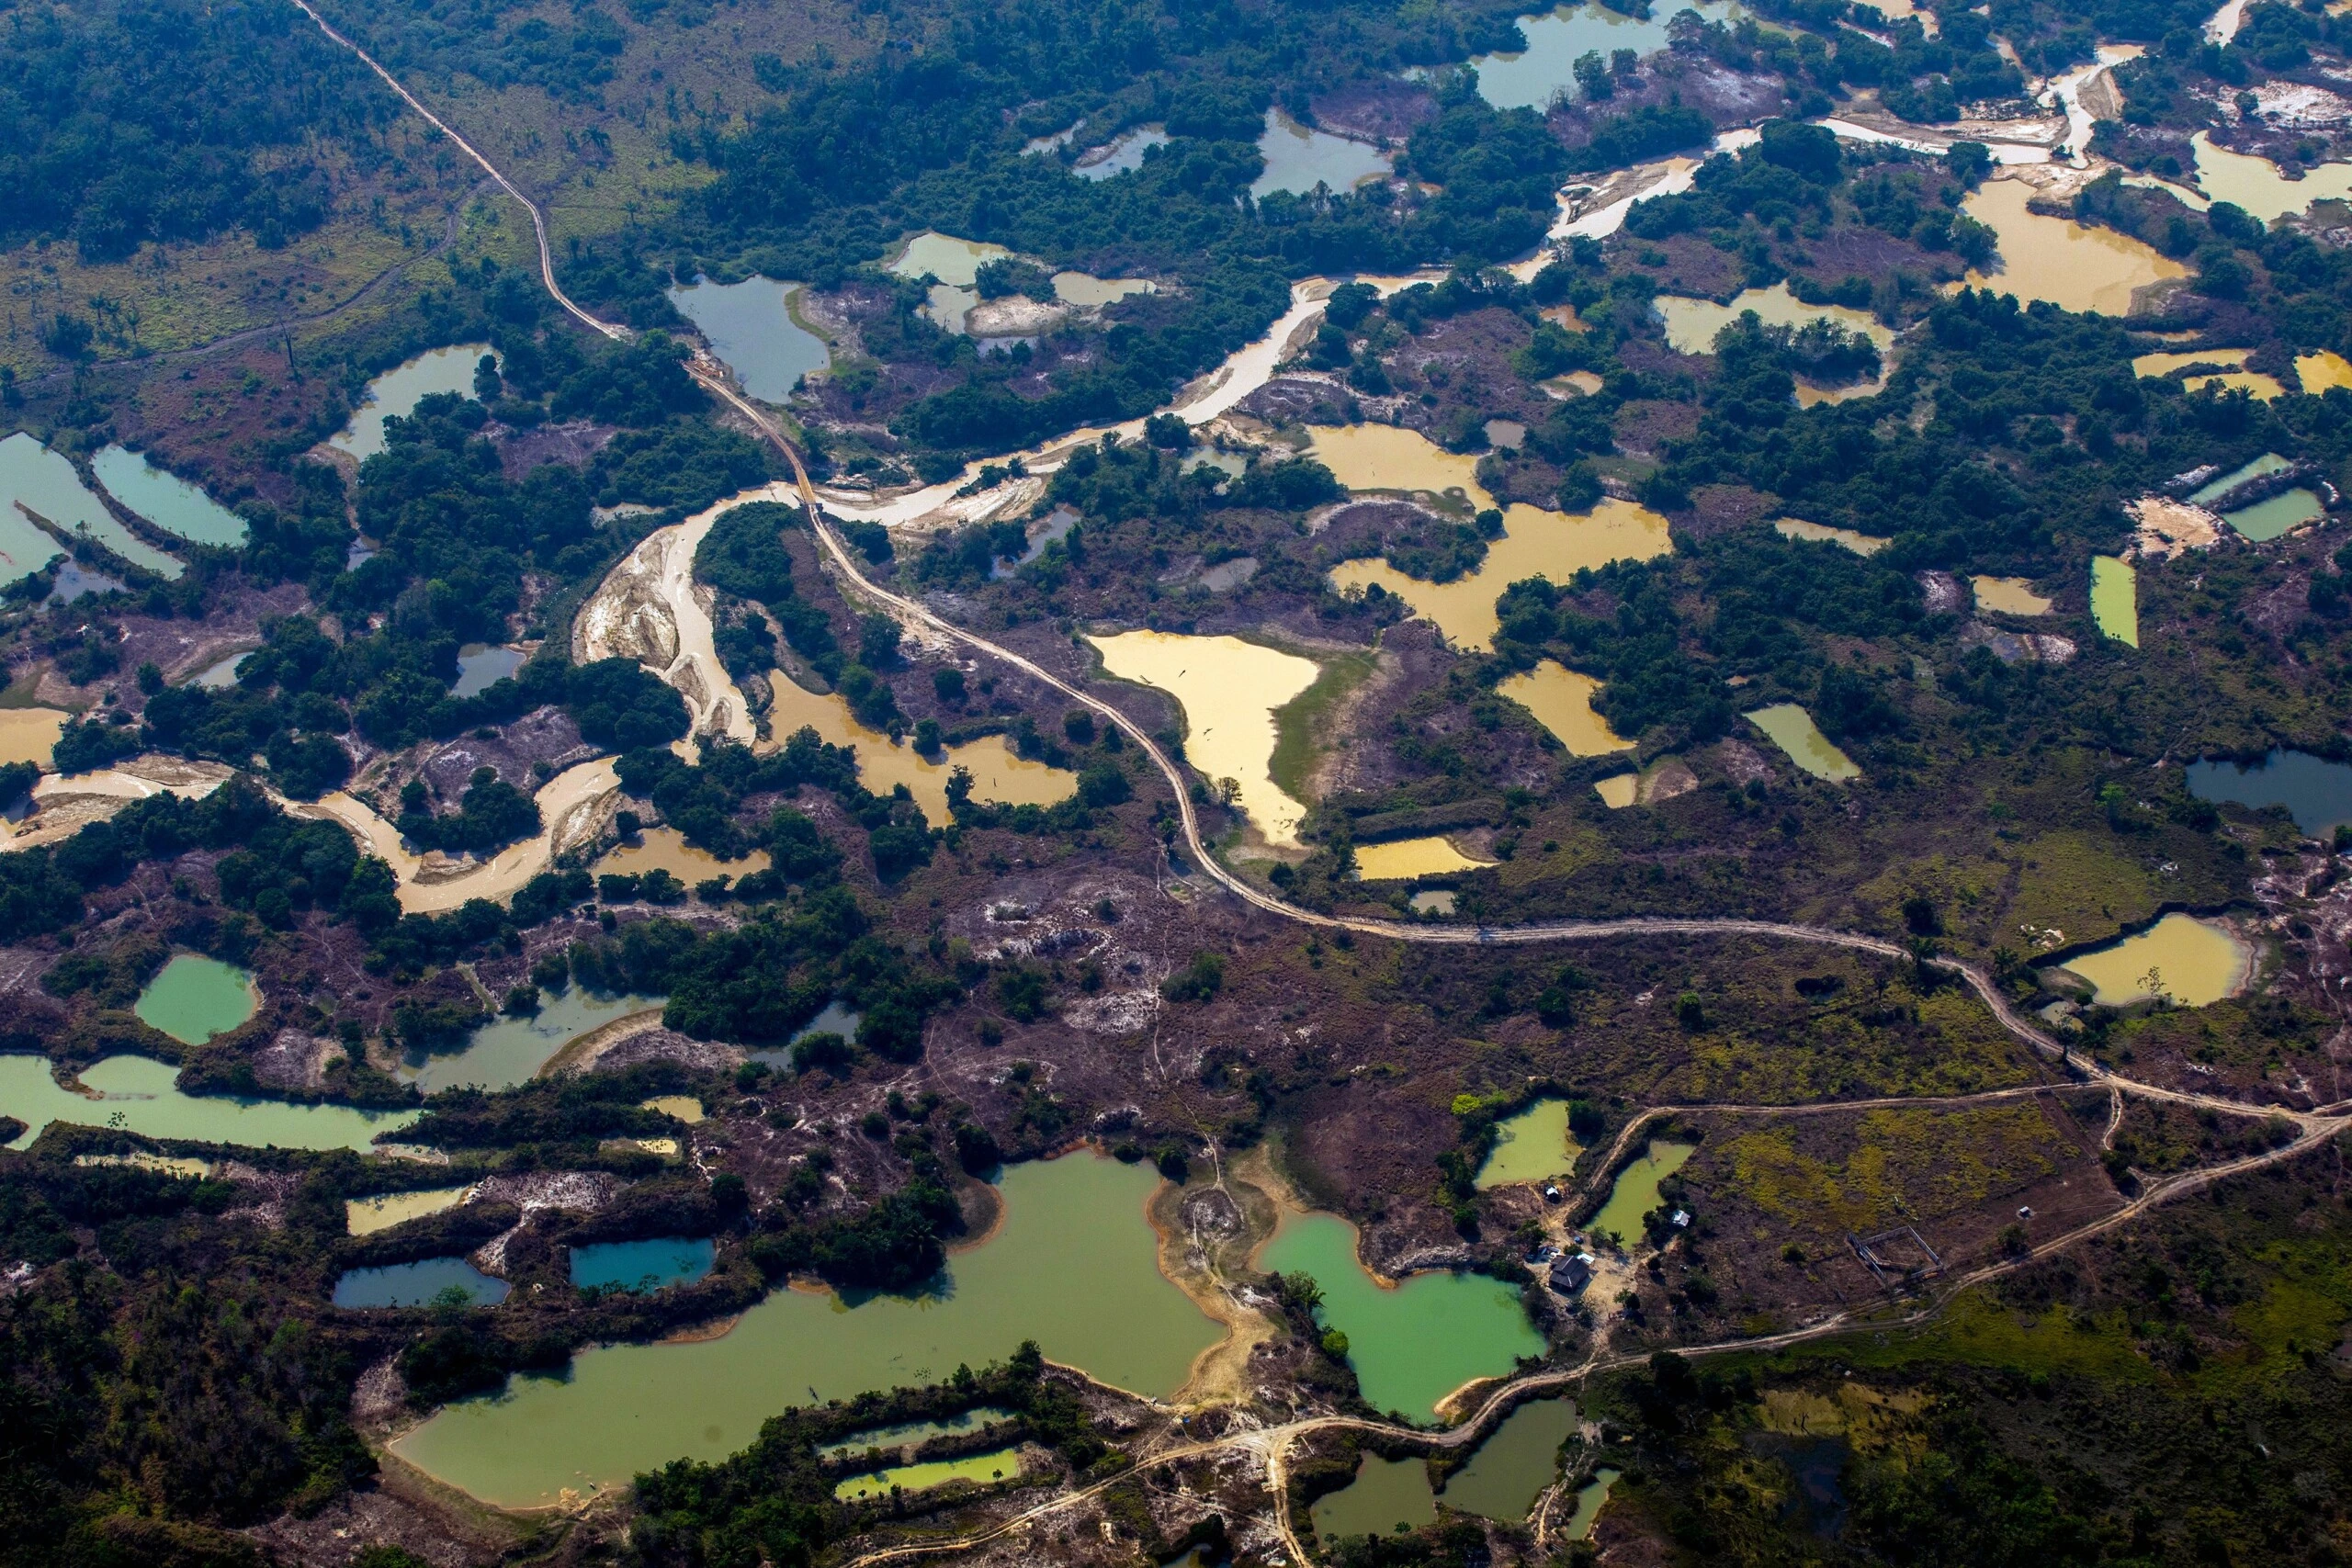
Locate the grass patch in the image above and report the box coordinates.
[1268,646,1376,806]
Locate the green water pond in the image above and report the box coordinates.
[134,954,258,1045]
[2092,556,2138,647]
[1441,1397,1579,1521]
[390,1152,1220,1506]
[1588,1142,1696,1247]
[1311,1454,1435,1542]
[0,1054,416,1151]
[401,986,665,1093]
[1477,1100,1582,1189]
[1744,704,1860,782]
[1255,1213,1544,1418]
[834,1445,1024,1501]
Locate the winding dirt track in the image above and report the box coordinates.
[271,17,2352,1560]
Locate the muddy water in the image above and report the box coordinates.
[1088,631,1320,846]
[1588,1141,1696,1247]
[390,1153,1217,1506]
[888,232,1010,288]
[1470,0,1744,110]
[1961,181,2185,315]
[0,432,182,580]
[1566,1469,1622,1538]
[332,344,494,463]
[1353,835,1496,880]
[1328,498,1672,653]
[1593,773,1639,808]
[1308,423,1495,506]
[766,671,1076,822]
[0,1054,416,1151]
[2091,556,2139,646]
[0,443,65,582]
[1311,1454,1436,1541]
[1477,1100,1582,1189]
[2191,132,2352,222]
[2059,912,2251,1006]
[1410,889,1458,914]
[451,644,525,698]
[1497,661,1633,754]
[835,1447,1024,1501]
[1776,519,1887,555]
[0,707,65,766]
[1051,273,1155,308]
[1252,109,1390,199]
[2298,350,2352,391]
[1970,576,2052,615]
[2187,748,2352,835]
[1441,1397,1579,1519]
[90,446,248,547]
[1254,1211,1544,1417]
[346,1186,472,1235]
[2132,347,2252,378]
[597,827,769,886]
[1743,705,1859,782]
[2224,488,2324,540]
[1654,283,1894,388]
[401,987,666,1096]
[668,276,831,402]
[134,954,257,1045]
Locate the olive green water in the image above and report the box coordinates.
[391,1153,1219,1506]
[2091,556,2139,646]
[0,1054,416,1151]
[1254,1212,1544,1418]
[1588,1142,1696,1247]
[1566,1468,1622,1538]
[1743,705,1859,782]
[834,1446,1024,1501]
[133,955,258,1044]
[1441,1397,1580,1520]
[1311,1454,1436,1541]
[1476,1100,1583,1189]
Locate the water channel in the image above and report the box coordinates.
[0,432,182,580]
[2186,748,2352,835]
[668,276,832,402]
[390,1153,1220,1506]
[1743,705,1858,782]
[133,954,258,1045]
[2058,912,2252,1007]
[332,344,495,463]
[0,1053,417,1151]
[1254,1211,1544,1417]
[1088,630,1320,846]
[89,446,249,547]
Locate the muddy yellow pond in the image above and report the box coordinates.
[1328,499,1671,653]
[835,1447,1024,1502]
[0,706,67,766]
[2190,132,2352,222]
[1744,705,1859,782]
[2091,556,2139,646]
[1654,282,1894,361]
[767,673,1075,822]
[640,1095,705,1124]
[1971,576,2052,615]
[1593,773,1640,808]
[1961,181,2186,315]
[1307,423,1496,508]
[1088,630,1319,845]
[346,1186,472,1236]
[2132,347,2251,378]
[1497,661,1633,754]
[596,828,768,886]
[1477,1100,1583,1189]
[2298,350,2352,391]
[1775,518,1887,555]
[2060,913,2251,1006]
[1353,835,1495,880]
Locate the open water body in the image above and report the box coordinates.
[1497,661,1632,755]
[1088,630,1320,846]
[133,954,257,1045]
[2059,912,2251,1007]
[1588,1140,1696,1247]
[1255,1211,1544,1417]
[1654,283,1894,382]
[836,1446,1024,1500]
[571,1235,716,1292]
[2191,453,2291,502]
[2190,132,2352,222]
[820,1407,1015,1461]
[1477,1099,1583,1189]
[2187,748,2352,835]
[1469,1,1744,110]
[332,344,494,463]
[1961,181,2185,315]
[2091,556,2138,645]
[334,1256,510,1308]
[1744,705,1858,782]
[1971,576,2052,615]
[0,1053,416,1151]
[1312,1454,1435,1540]
[452,644,526,697]
[0,433,182,580]
[0,706,65,766]
[390,1153,1219,1506]
[90,446,248,547]
[1252,109,1390,199]
[1442,1396,1581,1519]
[401,987,667,1095]
[1074,128,1169,180]
[767,671,1077,822]
[347,1185,473,1235]
[668,276,831,402]
[2299,350,2352,391]
[2225,488,2324,540]
[1775,518,1887,555]
[1352,835,1495,881]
